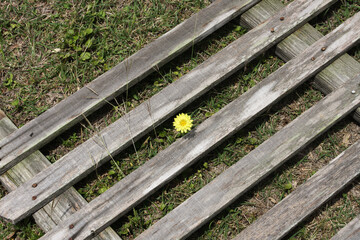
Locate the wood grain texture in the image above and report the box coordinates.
[136,75,360,240]
[0,0,261,175]
[239,0,360,122]
[36,6,360,240]
[234,140,360,240]
[134,12,360,239]
[331,215,360,240]
[0,115,121,240]
[0,0,336,226]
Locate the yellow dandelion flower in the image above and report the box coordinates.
[173,113,193,133]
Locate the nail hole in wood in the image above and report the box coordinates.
[32,183,38,188]
[270,28,275,33]
[311,57,316,61]
[32,196,37,200]
[30,132,33,137]
[280,17,285,21]
[69,224,74,229]
[321,47,326,51]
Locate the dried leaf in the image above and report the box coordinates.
[269,197,277,204]
[342,133,351,146]
[6,231,16,240]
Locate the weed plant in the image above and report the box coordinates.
[0,0,359,239]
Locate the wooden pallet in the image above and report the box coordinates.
[0,112,121,240]
[1,0,359,239]
[0,0,261,175]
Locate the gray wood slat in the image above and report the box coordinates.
[134,12,360,240]
[233,139,360,240]
[331,215,360,240]
[0,110,121,240]
[239,0,360,122]
[0,0,336,226]
[136,76,360,239]
[36,4,360,240]
[0,0,261,175]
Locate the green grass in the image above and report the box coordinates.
[1,0,360,239]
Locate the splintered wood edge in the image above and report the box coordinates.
[0,110,5,121]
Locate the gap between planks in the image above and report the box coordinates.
[0,1,359,238]
[36,4,360,240]
[239,0,360,122]
[136,75,360,240]
[0,0,261,175]
[0,112,121,240]
[331,214,360,240]
[233,137,360,240]
[0,0,337,226]
[134,12,360,240]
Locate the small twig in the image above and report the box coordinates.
[86,86,99,96]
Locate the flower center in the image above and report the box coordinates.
[180,119,187,126]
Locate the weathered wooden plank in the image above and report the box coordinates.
[239,0,360,122]
[0,0,337,226]
[35,9,360,240]
[0,110,121,240]
[331,215,360,240]
[133,11,360,239]
[0,0,261,175]
[233,140,360,240]
[135,76,360,240]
